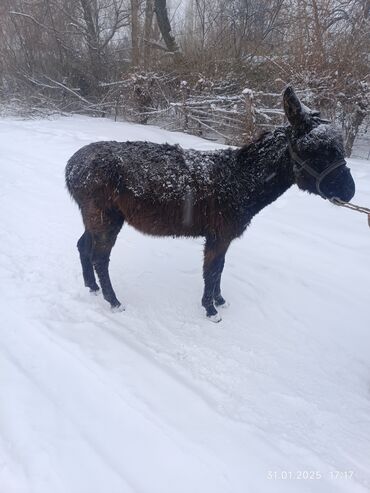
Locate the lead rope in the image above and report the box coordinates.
[330,198,370,227]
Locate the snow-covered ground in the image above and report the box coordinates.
[0,115,369,493]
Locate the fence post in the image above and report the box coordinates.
[243,88,256,143]
[180,80,189,132]
[114,98,118,122]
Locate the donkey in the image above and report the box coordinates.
[66,86,355,322]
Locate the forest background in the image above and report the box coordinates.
[0,0,368,155]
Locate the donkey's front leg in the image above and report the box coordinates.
[202,237,230,322]
[213,255,227,307]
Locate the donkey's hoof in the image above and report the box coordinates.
[86,280,100,291]
[89,288,100,296]
[205,304,222,322]
[214,296,229,308]
[207,313,222,323]
[111,303,125,313]
[214,295,225,305]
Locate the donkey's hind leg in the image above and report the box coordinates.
[83,206,124,309]
[77,231,99,292]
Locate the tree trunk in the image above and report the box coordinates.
[344,107,366,157]
[131,0,140,66]
[143,0,154,69]
[154,0,180,54]
[79,0,102,90]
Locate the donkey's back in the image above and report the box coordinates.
[66,140,228,205]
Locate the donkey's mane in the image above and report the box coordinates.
[235,126,289,174]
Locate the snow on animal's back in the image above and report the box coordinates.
[66,140,234,202]
[115,142,234,201]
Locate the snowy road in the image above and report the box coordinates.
[0,115,369,493]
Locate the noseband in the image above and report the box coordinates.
[288,142,347,199]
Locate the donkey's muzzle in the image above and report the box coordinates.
[321,167,355,203]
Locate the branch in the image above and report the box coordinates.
[43,76,91,104]
[9,11,76,35]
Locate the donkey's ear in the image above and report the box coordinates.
[283,86,311,129]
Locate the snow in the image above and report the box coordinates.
[309,123,342,142]
[299,123,344,154]
[0,114,370,493]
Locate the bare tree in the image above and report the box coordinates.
[131,0,140,66]
[143,0,154,68]
[154,0,180,54]
[0,0,368,154]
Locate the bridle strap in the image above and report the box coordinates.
[287,142,347,199]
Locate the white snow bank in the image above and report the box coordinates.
[0,115,369,493]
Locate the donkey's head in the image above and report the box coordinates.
[283,86,355,202]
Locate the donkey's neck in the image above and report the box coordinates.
[233,127,294,216]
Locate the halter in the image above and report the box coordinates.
[288,142,347,199]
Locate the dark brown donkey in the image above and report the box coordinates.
[66,87,355,322]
